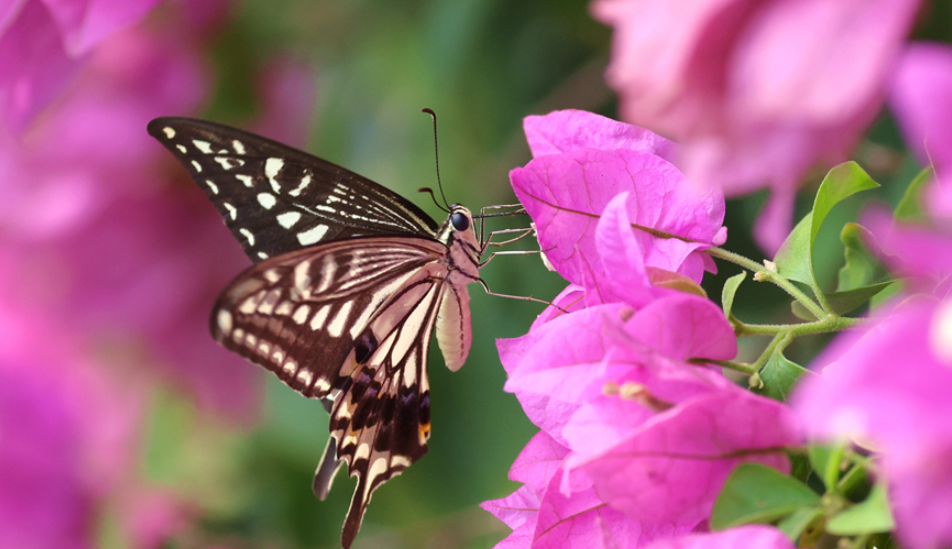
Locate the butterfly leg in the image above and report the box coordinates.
[479,248,546,269]
[476,277,568,313]
[483,227,535,247]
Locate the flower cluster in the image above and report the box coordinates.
[482,110,802,548]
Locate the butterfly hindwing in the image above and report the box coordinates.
[211,237,448,399]
[329,276,445,548]
[147,117,440,262]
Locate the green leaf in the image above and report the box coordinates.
[837,223,878,291]
[721,272,746,319]
[895,166,933,221]
[775,162,880,287]
[827,483,896,535]
[777,506,824,542]
[753,350,812,402]
[711,463,821,530]
[791,281,895,319]
[808,443,845,491]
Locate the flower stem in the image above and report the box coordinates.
[705,246,827,319]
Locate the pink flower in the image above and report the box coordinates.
[0,305,147,549]
[492,294,801,540]
[794,298,952,549]
[591,0,920,253]
[482,432,694,549]
[0,0,161,131]
[642,525,795,549]
[889,42,952,219]
[511,110,726,305]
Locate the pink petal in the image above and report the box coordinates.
[643,525,796,549]
[889,42,952,219]
[40,0,162,56]
[523,109,677,160]
[511,147,724,287]
[568,390,800,525]
[0,1,81,131]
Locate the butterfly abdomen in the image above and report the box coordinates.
[436,283,472,372]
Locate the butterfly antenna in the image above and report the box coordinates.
[422,108,451,211]
[417,187,449,213]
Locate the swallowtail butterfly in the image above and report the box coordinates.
[148,117,493,548]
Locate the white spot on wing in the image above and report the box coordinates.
[232,139,246,155]
[223,202,237,220]
[355,443,371,460]
[296,369,313,387]
[288,174,312,197]
[277,211,302,229]
[236,174,254,187]
[162,127,175,138]
[292,305,311,325]
[192,140,213,154]
[297,224,329,246]
[327,301,353,338]
[310,305,331,330]
[313,378,331,393]
[391,455,412,468]
[240,228,255,247]
[191,160,203,173]
[265,158,284,192]
[205,180,219,194]
[366,458,390,495]
[215,157,245,170]
[263,269,280,283]
[294,261,312,290]
[257,192,277,209]
[176,144,187,153]
[217,310,233,333]
[258,251,269,260]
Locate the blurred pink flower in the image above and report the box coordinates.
[861,207,952,295]
[0,19,318,419]
[511,110,726,304]
[642,525,795,549]
[0,305,146,549]
[591,0,920,253]
[0,0,161,132]
[889,42,952,219]
[794,298,952,549]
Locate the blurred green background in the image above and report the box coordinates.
[139,1,941,548]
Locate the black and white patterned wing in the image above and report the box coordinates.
[328,267,447,549]
[211,237,447,399]
[147,117,440,262]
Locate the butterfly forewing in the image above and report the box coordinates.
[147,117,440,262]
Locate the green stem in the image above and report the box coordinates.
[693,358,759,376]
[705,247,827,319]
[736,315,865,338]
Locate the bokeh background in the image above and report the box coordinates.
[1,1,950,548]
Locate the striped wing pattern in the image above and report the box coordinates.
[211,237,447,399]
[149,117,481,549]
[147,117,439,262]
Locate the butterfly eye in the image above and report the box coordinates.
[451,211,470,231]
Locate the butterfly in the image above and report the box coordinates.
[148,116,508,548]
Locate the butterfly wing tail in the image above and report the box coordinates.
[313,432,344,501]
